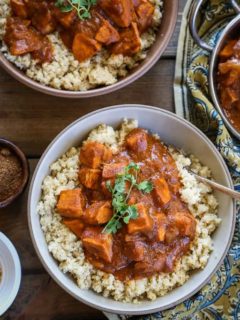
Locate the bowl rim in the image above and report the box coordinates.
[0,232,21,316]
[0,0,178,98]
[28,104,236,315]
[0,138,29,208]
[209,14,240,140]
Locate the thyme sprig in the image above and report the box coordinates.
[55,0,97,20]
[102,162,153,234]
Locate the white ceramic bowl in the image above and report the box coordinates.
[0,232,21,316]
[28,105,236,315]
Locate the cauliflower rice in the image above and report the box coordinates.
[37,119,221,303]
[0,0,163,91]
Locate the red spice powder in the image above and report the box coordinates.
[0,147,23,202]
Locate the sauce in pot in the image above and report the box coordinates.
[217,38,240,132]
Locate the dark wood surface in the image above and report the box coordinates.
[0,1,187,319]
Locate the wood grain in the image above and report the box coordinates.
[3,274,106,320]
[0,59,175,157]
[0,0,187,318]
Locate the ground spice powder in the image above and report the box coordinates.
[0,147,23,202]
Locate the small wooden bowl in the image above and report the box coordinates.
[0,139,29,208]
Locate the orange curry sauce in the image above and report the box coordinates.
[4,0,155,64]
[218,39,240,131]
[56,129,196,281]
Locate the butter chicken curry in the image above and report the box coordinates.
[4,0,155,64]
[218,39,240,132]
[56,128,196,280]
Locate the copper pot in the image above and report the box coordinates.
[0,1,178,98]
[189,0,240,140]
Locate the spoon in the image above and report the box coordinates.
[187,169,240,201]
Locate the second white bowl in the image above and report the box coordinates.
[0,232,21,316]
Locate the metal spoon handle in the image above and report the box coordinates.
[192,173,240,200]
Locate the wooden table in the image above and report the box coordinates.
[0,1,187,318]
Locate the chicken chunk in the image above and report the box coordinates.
[80,141,112,169]
[165,226,180,244]
[155,213,167,242]
[4,17,42,56]
[10,0,28,18]
[82,201,112,225]
[72,33,101,62]
[126,242,146,261]
[111,22,141,56]
[95,19,120,45]
[153,177,171,205]
[79,167,101,190]
[219,40,237,59]
[52,7,76,28]
[31,3,56,35]
[219,60,240,74]
[220,86,239,109]
[101,180,113,198]
[102,162,127,179]
[63,219,85,238]
[82,227,113,263]
[31,36,53,63]
[127,203,153,234]
[74,10,119,46]
[56,189,86,218]
[172,211,196,240]
[99,0,134,28]
[74,9,101,39]
[4,13,53,62]
[125,128,148,153]
[125,235,146,261]
[133,0,154,33]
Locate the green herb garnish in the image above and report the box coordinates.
[102,162,153,234]
[55,0,97,20]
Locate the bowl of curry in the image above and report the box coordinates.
[0,0,178,98]
[28,105,235,315]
